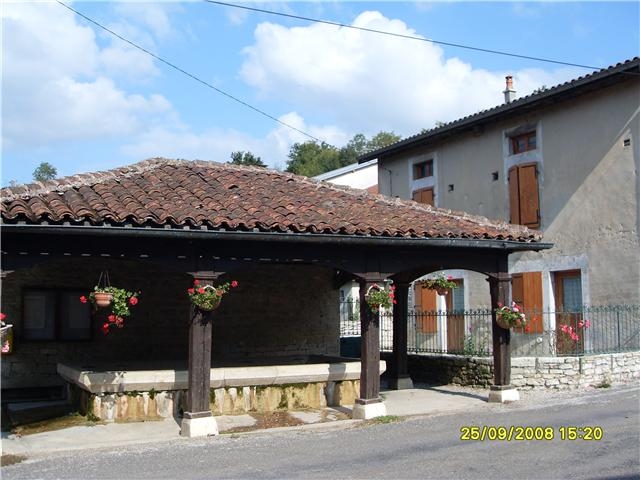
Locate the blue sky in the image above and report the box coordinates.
[2,1,639,186]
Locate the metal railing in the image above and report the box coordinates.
[339,301,640,357]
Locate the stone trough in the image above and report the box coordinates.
[57,356,386,422]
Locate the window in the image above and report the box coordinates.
[553,270,584,354]
[511,272,543,333]
[413,160,433,179]
[508,163,540,228]
[22,289,92,341]
[510,131,536,154]
[412,187,435,206]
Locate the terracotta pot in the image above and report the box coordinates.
[94,292,113,308]
[435,287,449,296]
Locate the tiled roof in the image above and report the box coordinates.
[1,158,542,242]
[360,57,640,162]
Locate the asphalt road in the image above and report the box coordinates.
[3,385,639,480]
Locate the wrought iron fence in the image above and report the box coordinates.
[339,301,640,357]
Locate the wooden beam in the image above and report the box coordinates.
[389,281,413,389]
[488,271,512,386]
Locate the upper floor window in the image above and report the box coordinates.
[413,160,434,179]
[510,131,537,155]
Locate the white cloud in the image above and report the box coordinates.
[1,2,175,149]
[240,10,579,137]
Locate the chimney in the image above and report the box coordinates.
[503,75,516,103]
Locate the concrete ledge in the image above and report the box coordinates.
[58,360,386,394]
[352,399,387,419]
[180,414,218,437]
[488,386,520,403]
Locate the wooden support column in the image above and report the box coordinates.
[352,274,388,419]
[181,273,219,437]
[488,270,519,403]
[389,281,413,390]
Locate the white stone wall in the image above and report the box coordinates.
[511,352,640,389]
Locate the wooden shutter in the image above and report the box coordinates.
[412,188,434,206]
[414,283,437,333]
[511,272,543,333]
[508,164,540,228]
[508,167,520,225]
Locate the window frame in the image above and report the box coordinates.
[21,288,93,342]
[413,159,434,180]
[510,130,537,155]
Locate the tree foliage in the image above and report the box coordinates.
[229,151,266,167]
[32,162,58,182]
[285,131,401,176]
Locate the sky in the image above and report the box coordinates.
[2,1,639,186]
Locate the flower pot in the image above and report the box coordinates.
[435,287,449,296]
[94,292,113,308]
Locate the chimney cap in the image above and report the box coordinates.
[505,75,514,90]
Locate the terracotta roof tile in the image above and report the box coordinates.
[1,158,543,242]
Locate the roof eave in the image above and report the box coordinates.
[0,223,552,252]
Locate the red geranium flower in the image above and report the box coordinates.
[79,296,87,304]
[193,279,200,286]
[108,314,116,323]
[129,296,138,306]
[0,313,6,321]
[101,323,110,335]
[187,288,195,295]
[197,287,205,294]
[231,280,239,288]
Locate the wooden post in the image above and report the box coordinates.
[488,270,520,403]
[390,281,413,390]
[353,274,388,419]
[181,274,218,437]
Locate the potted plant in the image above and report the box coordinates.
[365,283,396,314]
[495,302,527,330]
[421,274,457,296]
[188,279,238,312]
[80,287,140,335]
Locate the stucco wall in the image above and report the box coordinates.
[1,259,340,390]
[380,79,640,307]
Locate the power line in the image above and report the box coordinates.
[54,0,322,144]
[205,0,607,72]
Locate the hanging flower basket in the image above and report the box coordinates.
[80,286,140,335]
[188,279,238,312]
[495,302,527,330]
[364,283,396,314]
[421,274,457,296]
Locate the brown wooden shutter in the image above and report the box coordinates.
[412,188,434,206]
[518,164,540,228]
[508,166,520,225]
[511,271,543,333]
[414,284,438,333]
[508,164,540,228]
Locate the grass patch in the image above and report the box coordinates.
[10,412,104,436]
[1,454,27,467]
[357,415,402,427]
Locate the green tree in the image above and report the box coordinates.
[32,162,57,181]
[285,131,402,177]
[285,141,341,176]
[229,151,266,167]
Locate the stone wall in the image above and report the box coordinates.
[390,351,640,389]
[1,258,340,390]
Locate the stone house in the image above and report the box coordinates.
[358,57,640,353]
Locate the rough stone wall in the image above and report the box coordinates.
[1,259,340,390]
[397,351,640,389]
[79,380,359,421]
